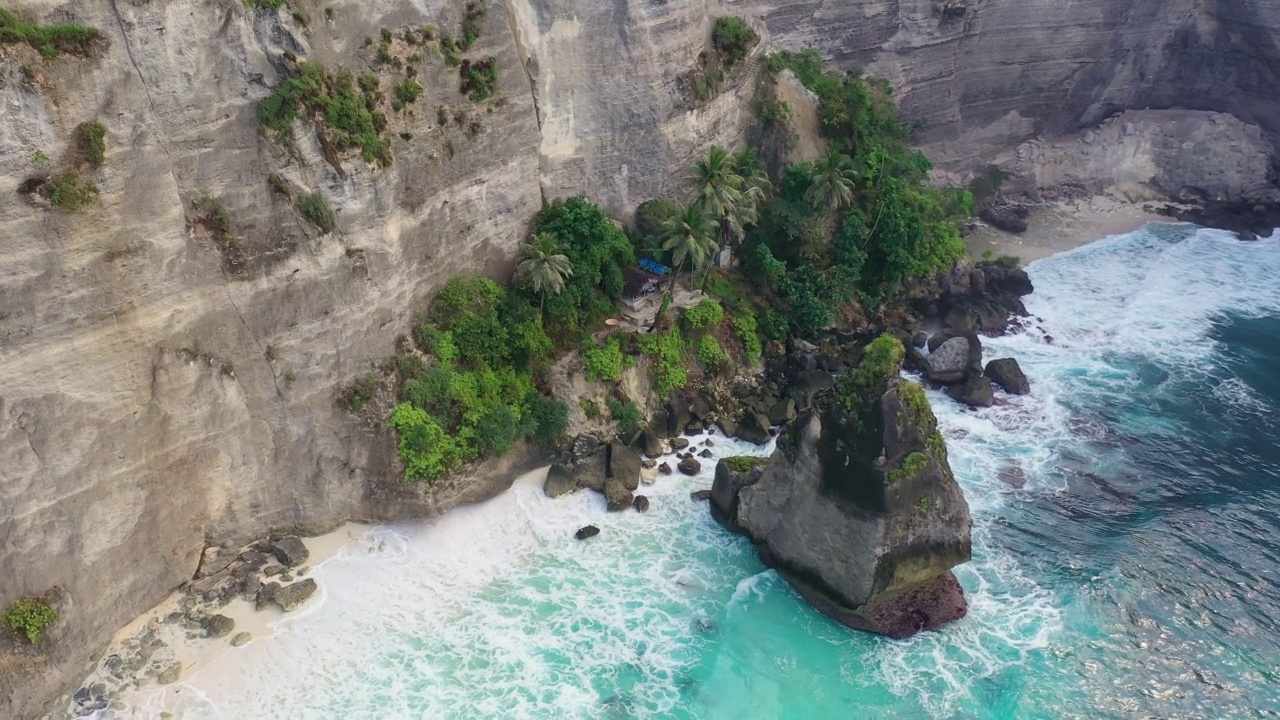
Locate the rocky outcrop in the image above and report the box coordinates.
[712,338,971,638]
[926,337,972,384]
[272,579,318,612]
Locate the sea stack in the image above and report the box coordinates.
[711,335,971,639]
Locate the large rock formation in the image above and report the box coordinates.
[712,337,971,638]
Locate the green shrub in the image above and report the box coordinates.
[637,327,688,396]
[837,334,904,408]
[3,597,58,644]
[459,57,499,101]
[296,191,337,233]
[525,393,568,446]
[584,337,624,382]
[697,335,729,374]
[459,1,487,50]
[730,313,762,362]
[722,456,761,472]
[996,254,1021,268]
[0,9,99,59]
[74,121,106,168]
[342,374,381,411]
[711,17,758,68]
[402,365,454,418]
[580,397,600,419]
[608,398,643,440]
[267,172,291,197]
[259,61,392,167]
[684,299,725,330]
[531,197,635,335]
[47,173,98,211]
[389,402,463,483]
[392,77,423,110]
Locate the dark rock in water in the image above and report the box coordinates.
[632,495,650,512]
[270,536,309,568]
[575,525,600,540]
[641,458,656,469]
[274,579,318,612]
[609,441,642,492]
[1167,199,1280,239]
[255,582,280,610]
[698,448,713,458]
[926,337,971,384]
[980,202,1029,233]
[677,456,701,476]
[911,331,928,349]
[713,338,971,639]
[1044,334,1054,344]
[202,614,235,639]
[717,417,738,438]
[768,398,797,425]
[670,437,690,450]
[703,438,715,447]
[641,429,664,458]
[241,576,261,599]
[658,462,672,475]
[685,421,704,433]
[735,412,772,445]
[263,564,284,577]
[947,375,995,408]
[999,465,1027,489]
[604,476,633,512]
[572,434,601,461]
[690,489,712,502]
[985,358,1031,395]
[543,462,579,498]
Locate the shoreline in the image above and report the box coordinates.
[966,196,1170,263]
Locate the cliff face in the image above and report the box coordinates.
[3,0,1280,714]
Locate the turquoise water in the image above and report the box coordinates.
[128,223,1280,719]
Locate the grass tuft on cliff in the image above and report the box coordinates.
[259,61,392,167]
[0,9,99,59]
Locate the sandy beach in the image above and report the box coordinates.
[966,196,1171,263]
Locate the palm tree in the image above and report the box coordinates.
[650,204,718,330]
[805,150,859,216]
[515,232,573,313]
[687,145,746,247]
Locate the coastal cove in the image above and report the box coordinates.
[68,219,1280,719]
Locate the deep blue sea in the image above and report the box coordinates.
[124,223,1280,719]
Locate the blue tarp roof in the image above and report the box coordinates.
[639,258,669,275]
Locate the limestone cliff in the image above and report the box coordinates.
[712,340,971,638]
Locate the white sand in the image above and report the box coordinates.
[967,196,1172,263]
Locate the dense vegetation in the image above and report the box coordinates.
[690,16,759,102]
[258,61,392,167]
[0,9,99,59]
[3,597,57,644]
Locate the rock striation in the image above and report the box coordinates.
[712,337,971,638]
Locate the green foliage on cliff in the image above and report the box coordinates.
[730,312,763,362]
[47,173,99,211]
[711,17,758,69]
[683,299,725,329]
[74,121,106,168]
[723,455,762,472]
[637,327,688,396]
[526,197,635,335]
[584,337,625,382]
[3,597,58,644]
[837,334,905,408]
[608,398,643,439]
[697,335,729,375]
[460,57,499,101]
[459,1,487,50]
[391,276,565,483]
[296,191,337,233]
[888,451,929,484]
[0,9,99,59]
[259,61,392,167]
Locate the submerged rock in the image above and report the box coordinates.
[575,525,600,540]
[712,336,971,639]
[632,495,650,512]
[690,489,712,502]
[657,462,672,475]
[985,358,1031,395]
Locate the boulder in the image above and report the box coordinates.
[927,329,959,352]
[667,396,692,437]
[231,631,252,647]
[571,434,601,461]
[573,448,607,492]
[658,462,672,475]
[713,343,971,639]
[543,462,579,498]
[641,429,664,458]
[632,495,650,512]
[575,525,600,540]
[911,331,928,349]
[788,370,835,410]
[710,458,763,529]
[273,579,318,612]
[717,417,739,438]
[670,437,690,450]
[690,489,712,502]
[985,358,1030,395]
[691,396,713,421]
[202,614,235,639]
[608,441,643,491]
[698,448,713,458]
[641,458,656,469]
[980,203,1029,233]
[270,537,309,568]
[685,421,704,433]
[648,410,671,439]
[677,457,702,476]
[767,398,797,426]
[604,476,633,512]
[735,413,772,445]
[157,663,182,685]
[947,375,995,408]
[926,337,970,384]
